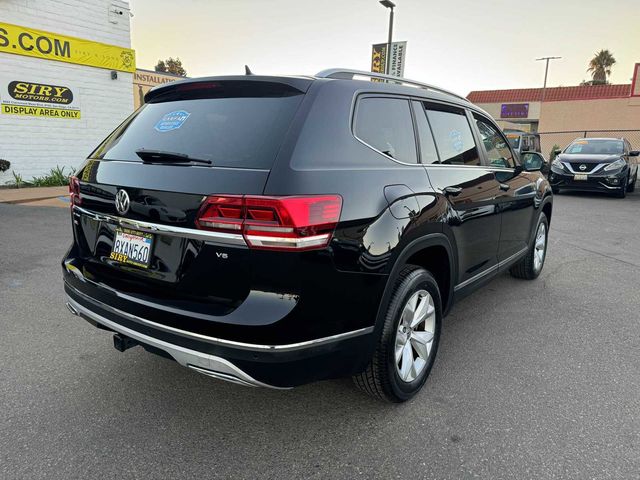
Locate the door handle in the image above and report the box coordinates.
[499,183,510,191]
[443,186,463,197]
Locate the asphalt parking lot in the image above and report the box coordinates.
[1,190,639,480]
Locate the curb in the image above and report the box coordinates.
[0,186,69,205]
[0,194,68,205]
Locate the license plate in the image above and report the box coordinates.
[574,174,588,181]
[110,227,153,268]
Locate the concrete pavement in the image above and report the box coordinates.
[1,191,639,479]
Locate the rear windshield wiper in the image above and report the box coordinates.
[135,149,212,165]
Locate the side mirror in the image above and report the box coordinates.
[629,150,640,157]
[522,152,544,172]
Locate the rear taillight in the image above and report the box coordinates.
[69,176,81,206]
[196,195,342,251]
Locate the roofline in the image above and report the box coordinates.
[467,83,632,103]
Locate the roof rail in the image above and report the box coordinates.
[315,68,468,102]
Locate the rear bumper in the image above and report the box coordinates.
[64,281,376,388]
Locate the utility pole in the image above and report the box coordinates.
[536,56,561,102]
[380,1,396,75]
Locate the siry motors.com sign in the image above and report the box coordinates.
[0,79,81,119]
[0,22,135,73]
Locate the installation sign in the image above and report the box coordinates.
[0,79,81,119]
[0,22,136,73]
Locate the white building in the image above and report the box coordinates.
[0,0,134,184]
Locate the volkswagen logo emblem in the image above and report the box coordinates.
[579,164,587,171]
[115,189,130,215]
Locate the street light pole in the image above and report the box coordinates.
[380,1,396,75]
[536,56,561,102]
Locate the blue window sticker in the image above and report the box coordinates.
[449,130,464,153]
[154,110,190,132]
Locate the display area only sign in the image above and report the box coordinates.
[0,79,81,119]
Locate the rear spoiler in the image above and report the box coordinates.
[145,75,314,103]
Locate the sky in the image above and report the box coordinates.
[130,0,640,96]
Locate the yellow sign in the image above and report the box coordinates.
[0,22,136,73]
[1,103,81,119]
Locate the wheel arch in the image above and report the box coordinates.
[376,234,456,336]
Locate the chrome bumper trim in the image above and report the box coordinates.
[72,205,247,247]
[65,285,374,352]
[66,297,287,389]
[561,162,606,175]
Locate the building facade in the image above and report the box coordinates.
[0,0,134,183]
[133,69,184,110]
[468,64,640,153]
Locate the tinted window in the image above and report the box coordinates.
[355,97,417,163]
[92,86,303,169]
[412,101,440,164]
[426,106,480,166]
[506,133,521,149]
[565,139,624,155]
[474,115,515,168]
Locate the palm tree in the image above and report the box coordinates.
[587,49,616,85]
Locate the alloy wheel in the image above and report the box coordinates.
[394,290,436,383]
[533,222,547,272]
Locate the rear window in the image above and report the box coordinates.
[92,82,304,169]
[506,134,521,149]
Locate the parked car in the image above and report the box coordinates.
[62,69,553,402]
[549,137,639,198]
[504,129,541,156]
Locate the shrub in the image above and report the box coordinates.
[29,165,72,187]
[4,165,74,188]
[10,171,26,188]
[549,144,561,162]
[0,159,10,173]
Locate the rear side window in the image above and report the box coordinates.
[92,82,304,169]
[354,97,417,164]
[426,106,480,166]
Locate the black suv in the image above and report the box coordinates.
[63,69,553,402]
[550,137,639,198]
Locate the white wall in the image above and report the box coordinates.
[0,0,133,183]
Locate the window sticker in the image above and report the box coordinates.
[154,110,190,132]
[449,130,463,152]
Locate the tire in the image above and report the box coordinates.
[616,177,627,198]
[551,186,560,194]
[353,265,442,403]
[510,213,549,280]
[627,172,637,192]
